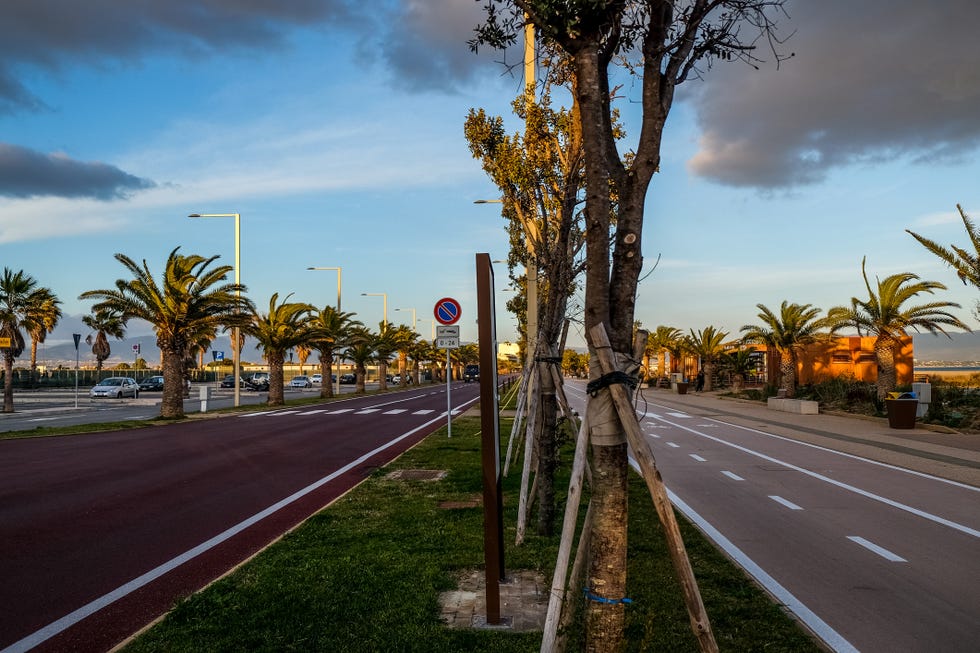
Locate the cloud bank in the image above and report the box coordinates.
[0,143,155,199]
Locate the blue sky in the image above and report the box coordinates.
[3,0,980,362]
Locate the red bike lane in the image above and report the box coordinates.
[0,385,480,652]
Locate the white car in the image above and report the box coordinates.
[289,375,312,388]
[90,377,139,399]
[310,374,322,385]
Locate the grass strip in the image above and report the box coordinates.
[123,416,821,652]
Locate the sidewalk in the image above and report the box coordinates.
[638,387,980,488]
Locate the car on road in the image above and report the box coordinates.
[138,376,164,391]
[244,373,270,391]
[90,377,140,399]
[220,375,242,388]
[339,373,356,384]
[463,364,480,383]
[311,374,322,385]
[290,375,312,388]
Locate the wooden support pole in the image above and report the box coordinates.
[589,323,718,653]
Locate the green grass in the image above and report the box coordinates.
[122,416,821,652]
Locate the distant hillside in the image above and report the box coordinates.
[912,331,980,364]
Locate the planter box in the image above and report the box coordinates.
[885,398,918,429]
[674,382,689,395]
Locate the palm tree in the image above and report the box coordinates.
[720,348,758,394]
[827,258,969,399]
[344,327,376,393]
[308,306,360,399]
[82,307,127,373]
[684,326,730,392]
[391,324,418,383]
[80,248,251,418]
[22,287,62,387]
[907,204,980,320]
[296,344,312,375]
[1,268,40,412]
[373,323,399,391]
[245,293,314,406]
[645,325,682,381]
[740,301,829,398]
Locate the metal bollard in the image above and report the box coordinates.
[199,385,210,412]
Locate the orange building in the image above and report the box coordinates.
[761,335,914,386]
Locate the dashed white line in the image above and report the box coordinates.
[666,442,680,448]
[355,409,380,414]
[847,536,906,562]
[328,408,353,414]
[413,409,434,415]
[383,409,407,415]
[300,409,328,415]
[666,412,690,418]
[689,454,707,462]
[769,495,803,511]
[721,471,744,481]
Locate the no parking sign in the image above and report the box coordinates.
[434,297,461,325]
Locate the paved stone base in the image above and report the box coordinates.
[440,569,548,632]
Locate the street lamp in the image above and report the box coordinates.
[361,292,387,327]
[189,212,242,407]
[418,319,437,340]
[306,266,342,312]
[308,265,343,395]
[394,307,417,332]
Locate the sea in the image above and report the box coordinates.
[916,367,980,373]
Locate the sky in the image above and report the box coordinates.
[3,0,980,365]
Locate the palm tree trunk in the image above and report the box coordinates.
[379,360,388,391]
[874,336,898,400]
[355,362,366,393]
[779,350,796,398]
[3,353,14,412]
[160,346,186,418]
[267,350,285,405]
[320,351,334,398]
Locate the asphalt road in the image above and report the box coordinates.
[0,382,481,653]
[563,380,980,653]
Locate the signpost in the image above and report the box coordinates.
[433,298,461,437]
[72,334,81,409]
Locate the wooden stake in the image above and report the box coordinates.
[589,323,718,653]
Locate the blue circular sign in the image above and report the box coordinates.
[434,297,462,325]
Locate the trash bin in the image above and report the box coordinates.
[675,382,689,395]
[885,398,918,429]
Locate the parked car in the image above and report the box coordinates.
[310,374,322,385]
[392,374,402,384]
[138,376,164,391]
[339,373,356,384]
[463,364,480,383]
[290,375,312,388]
[90,377,139,399]
[244,373,270,391]
[220,374,242,388]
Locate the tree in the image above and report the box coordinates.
[245,293,314,406]
[647,326,682,380]
[1,269,38,411]
[391,324,418,383]
[82,307,127,373]
[474,5,789,643]
[684,326,730,392]
[827,258,969,400]
[344,327,376,394]
[373,323,400,391]
[720,348,758,394]
[23,287,62,387]
[308,306,361,398]
[80,248,251,418]
[740,301,828,398]
[466,81,587,538]
[296,344,312,375]
[906,204,980,321]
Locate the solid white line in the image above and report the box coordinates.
[847,536,906,562]
[650,415,980,539]
[625,457,859,653]
[689,454,707,462]
[4,395,480,653]
[666,442,680,448]
[769,495,804,511]
[721,471,745,481]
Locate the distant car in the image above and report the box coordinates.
[463,364,480,383]
[290,375,312,388]
[90,377,139,399]
[243,372,270,391]
[339,373,356,384]
[310,374,322,385]
[138,376,164,391]
[391,374,402,384]
[220,374,242,388]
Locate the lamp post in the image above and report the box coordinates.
[308,266,343,395]
[418,319,437,340]
[361,292,387,327]
[394,307,417,332]
[189,212,242,407]
[306,266,342,312]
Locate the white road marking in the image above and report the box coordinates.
[647,433,662,439]
[666,412,690,418]
[238,410,277,418]
[383,409,407,415]
[355,409,380,414]
[769,495,804,511]
[721,471,745,481]
[413,409,434,415]
[300,410,328,415]
[847,536,907,562]
[328,408,353,414]
[690,454,707,462]
[666,442,680,448]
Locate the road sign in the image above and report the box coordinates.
[212,350,224,362]
[434,297,462,325]
[436,325,460,349]
[0,337,10,348]
[132,343,141,354]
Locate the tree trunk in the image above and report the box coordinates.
[3,353,14,413]
[355,362,366,393]
[160,345,186,418]
[875,336,898,400]
[535,358,558,536]
[379,359,388,391]
[319,350,334,398]
[779,350,796,398]
[267,350,285,405]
